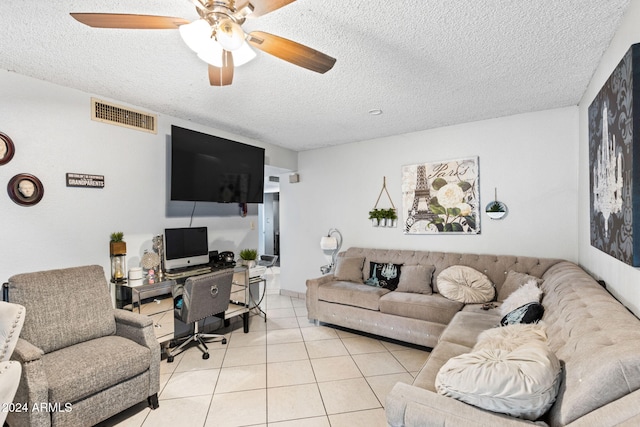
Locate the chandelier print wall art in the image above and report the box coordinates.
[402,156,480,234]
[589,42,640,266]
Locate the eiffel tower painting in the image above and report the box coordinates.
[404,164,440,232]
[402,157,480,234]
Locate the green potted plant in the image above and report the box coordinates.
[384,208,398,227]
[239,248,258,268]
[486,201,507,220]
[368,208,383,227]
[109,232,126,255]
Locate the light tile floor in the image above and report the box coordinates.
[98,294,430,427]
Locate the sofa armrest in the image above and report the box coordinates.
[114,308,153,329]
[113,308,159,355]
[306,274,335,320]
[386,382,537,427]
[114,309,161,396]
[11,337,44,363]
[7,338,50,427]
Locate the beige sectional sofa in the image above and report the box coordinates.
[305,247,640,426]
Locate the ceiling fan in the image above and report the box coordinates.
[70,0,336,86]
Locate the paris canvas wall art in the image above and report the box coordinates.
[402,156,480,234]
[589,42,640,266]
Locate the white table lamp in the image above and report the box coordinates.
[320,228,342,273]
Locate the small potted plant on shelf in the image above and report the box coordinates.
[109,232,126,255]
[239,249,258,268]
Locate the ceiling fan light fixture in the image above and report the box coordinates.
[232,41,257,66]
[198,40,256,67]
[215,18,245,51]
[179,19,212,53]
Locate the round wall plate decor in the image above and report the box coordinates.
[0,132,15,165]
[8,173,44,206]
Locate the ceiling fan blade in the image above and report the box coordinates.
[209,51,234,86]
[247,31,336,74]
[70,13,188,29]
[239,0,296,17]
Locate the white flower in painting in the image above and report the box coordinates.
[438,184,464,208]
[457,203,472,216]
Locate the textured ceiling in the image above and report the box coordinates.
[0,1,630,151]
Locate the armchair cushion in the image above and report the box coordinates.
[43,335,151,404]
[8,265,116,353]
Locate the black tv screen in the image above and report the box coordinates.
[170,125,265,203]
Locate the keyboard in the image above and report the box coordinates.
[165,266,212,280]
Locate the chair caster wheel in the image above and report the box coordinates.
[222,338,227,345]
[167,355,174,363]
[202,353,210,360]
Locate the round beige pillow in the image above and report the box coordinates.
[437,265,495,303]
[436,340,561,420]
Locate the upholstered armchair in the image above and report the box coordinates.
[1,301,25,426]
[5,265,160,427]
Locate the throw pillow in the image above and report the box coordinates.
[498,270,543,301]
[500,280,543,317]
[396,264,434,294]
[437,265,495,303]
[474,322,548,352]
[364,262,402,291]
[333,257,365,283]
[500,302,545,326]
[436,340,562,420]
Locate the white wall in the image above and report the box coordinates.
[578,1,640,317]
[280,107,579,295]
[0,71,297,284]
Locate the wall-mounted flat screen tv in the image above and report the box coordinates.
[170,125,265,203]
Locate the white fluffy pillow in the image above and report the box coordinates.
[473,322,548,352]
[499,279,542,317]
[436,340,561,420]
[437,266,495,303]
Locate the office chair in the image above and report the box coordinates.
[167,269,233,363]
[257,254,278,267]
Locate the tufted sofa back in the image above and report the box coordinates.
[341,247,561,294]
[541,261,640,426]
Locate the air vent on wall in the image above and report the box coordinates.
[91,98,157,134]
[269,176,280,182]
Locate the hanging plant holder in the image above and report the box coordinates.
[369,177,398,227]
[485,187,508,220]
